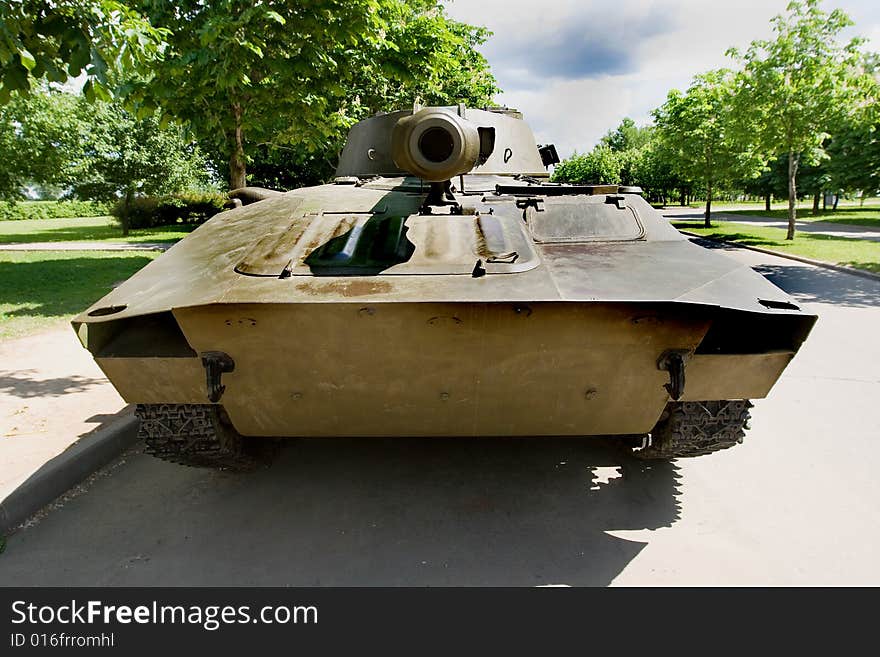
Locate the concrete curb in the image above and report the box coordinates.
[679,231,880,283]
[0,412,139,537]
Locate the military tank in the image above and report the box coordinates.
[72,104,816,468]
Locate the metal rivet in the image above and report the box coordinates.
[440,392,450,401]
[584,388,598,400]
[291,392,303,400]
[358,307,376,317]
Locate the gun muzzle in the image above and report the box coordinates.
[391,108,482,181]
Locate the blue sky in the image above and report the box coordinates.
[442,0,880,157]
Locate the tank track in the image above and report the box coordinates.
[635,400,753,459]
[135,404,266,471]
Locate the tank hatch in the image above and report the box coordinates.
[235,211,539,277]
[526,195,647,243]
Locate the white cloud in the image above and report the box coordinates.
[443,0,880,158]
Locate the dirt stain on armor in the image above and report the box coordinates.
[296,280,393,297]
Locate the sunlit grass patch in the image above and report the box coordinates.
[674,221,880,274]
[0,250,159,340]
[0,216,195,245]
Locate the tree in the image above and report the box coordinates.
[552,146,623,185]
[825,62,880,200]
[827,118,880,200]
[631,142,687,206]
[739,158,787,211]
[72,99,211,234]
[0,88,86,198]
[653,69,757,227]
[219,1,498,190]
[797,153,831,215]
[344,1,497,114]
[600,118,653,152]
[135,1,497,189]
[0,0,167,103]
[0,87,208,215]
[729,0,866,239]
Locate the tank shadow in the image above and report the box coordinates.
[0,437,681,587]
[751,263,880,308]
[687,236,880,307]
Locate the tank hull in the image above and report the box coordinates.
[70,108,818,465]
[88,300,798,438]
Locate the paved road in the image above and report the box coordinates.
[663,206,880,241]
[0,242,172,251]
[1,242,879,585]
[0,328,126,502]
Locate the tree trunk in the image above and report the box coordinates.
[822,193,828,211]
[811,192,820,216]
[229,101,246,189]
[786,151,799,240]
[704,179,713,228]
[680,189,686,206]
[765,194,771,212]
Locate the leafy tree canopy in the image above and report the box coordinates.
[728,0,869,237]
[0,88,84,198]
[0,0,167,103]
[552,145,623,185]
[132,0,498,189]
[653,69,761,225]
[0,87,210,232]
[72,100,210,201]
[599,118,653,153]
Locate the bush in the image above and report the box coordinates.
[111,191,227,230]
[0,200,110,221]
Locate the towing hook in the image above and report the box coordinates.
[658,350,689,401]
[201,351,235,403]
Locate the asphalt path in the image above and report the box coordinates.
[1,240,879,586]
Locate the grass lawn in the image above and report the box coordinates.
[0,250,159,340]
[675,221,880,274]
[723,206,880,229]
[688,198,880,211]
[0,216,196,244]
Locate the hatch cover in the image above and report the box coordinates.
[527,195,646,243]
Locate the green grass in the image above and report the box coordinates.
[0,250,159,340]
[0,216,196,244]
[723,207,880,229]
[675,221,880,274]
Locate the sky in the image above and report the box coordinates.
[442,0,880,158]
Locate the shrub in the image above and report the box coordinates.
[0,200,110,221]
[111,192,227,230]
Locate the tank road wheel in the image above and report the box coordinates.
[135,404,271,471]
[634,400,753,459]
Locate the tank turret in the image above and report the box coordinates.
[335,105,551,181]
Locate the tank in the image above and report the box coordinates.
[72,104,816,468]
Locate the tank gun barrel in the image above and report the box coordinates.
[391,108,489,182]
